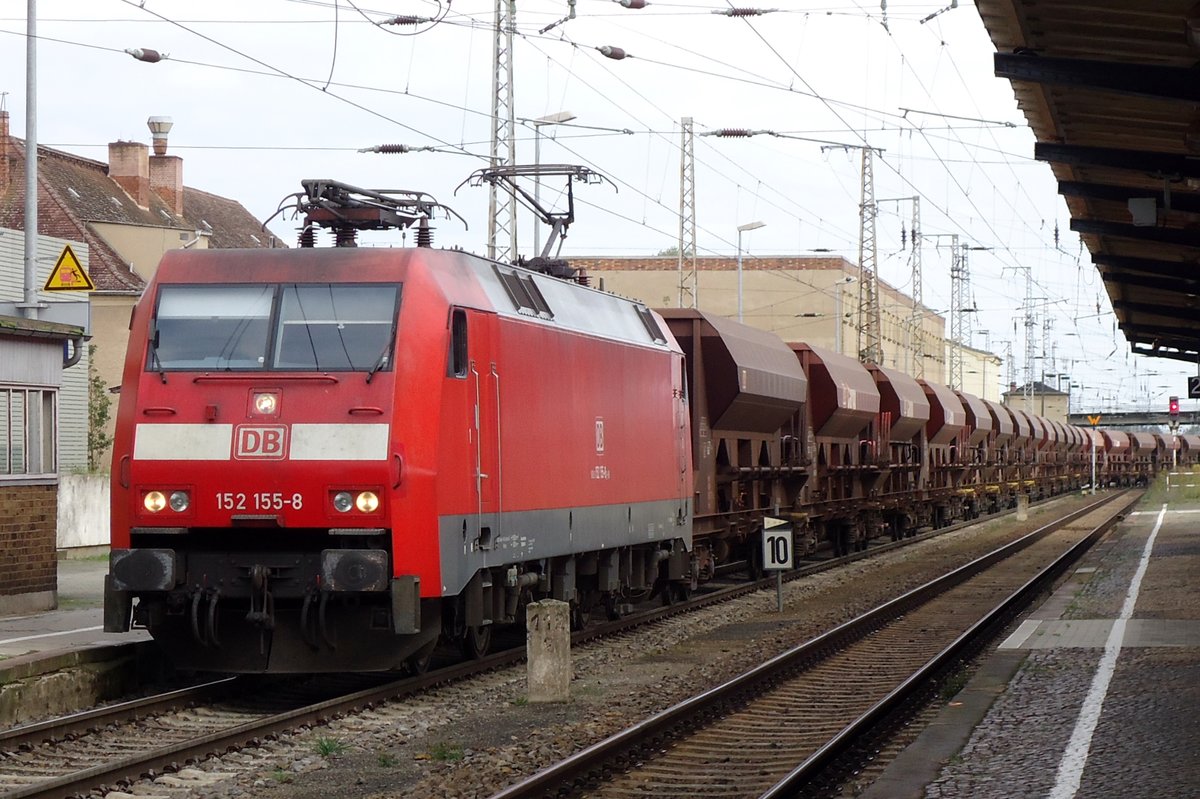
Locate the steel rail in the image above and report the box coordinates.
[486,489,1137,799]
[0,491,1097,799]
[759,488,1142,798]
[0,678,237,751]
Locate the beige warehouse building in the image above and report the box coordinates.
[571,255,1005,401]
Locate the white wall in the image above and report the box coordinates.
[57,473,109,549]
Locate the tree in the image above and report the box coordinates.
[87,344,113,472]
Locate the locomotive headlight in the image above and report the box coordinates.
[355,491,380,513]
[333,491,354,513]
[251,391,279,416]
[144,491,167,513]
[168,491,190,512]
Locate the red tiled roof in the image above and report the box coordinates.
[0,134,284,293]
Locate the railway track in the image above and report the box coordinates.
[488,489,1140,799]
[0,492,1091,799]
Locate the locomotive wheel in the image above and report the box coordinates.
[603,593,622,621]
[661,583,691,606]
[570,601,590,632]
[460,625,492,659]
[406,638,437,675]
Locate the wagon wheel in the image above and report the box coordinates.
[461,625,492,659]
[746,543,765,581]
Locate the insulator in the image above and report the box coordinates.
[298,226,315,248]
[365,144,412,154]
[383,15,425,25]
[334,228,359,248]
[597,45,629,60]
[714,7,768,16]
[416,219,433,248]
[617,0,648,7]
[125,48,166,63]
[714,128,752,137]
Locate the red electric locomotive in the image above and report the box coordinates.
[104,182,692,672]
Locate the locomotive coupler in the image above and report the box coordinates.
[245,564,276,631]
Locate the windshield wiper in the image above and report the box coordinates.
[366,325,397,384]
[149,329,168,384]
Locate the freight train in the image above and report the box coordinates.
[103,180,1180,673]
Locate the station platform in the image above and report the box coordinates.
[0,555,149,663]
[866,485,1200,799]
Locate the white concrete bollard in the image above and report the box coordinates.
[526,599,571,703]
[1017,494,1029,522]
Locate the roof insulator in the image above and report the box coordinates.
[597,45,629,60]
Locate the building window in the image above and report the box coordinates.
[0,386,57,477]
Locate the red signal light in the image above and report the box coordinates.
[1169,396,1180,417]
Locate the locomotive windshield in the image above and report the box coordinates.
[150,283,400,372]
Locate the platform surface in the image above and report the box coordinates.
[866,485,1200,799]
[0,556,149,662]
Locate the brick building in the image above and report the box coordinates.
[0,315,83,613]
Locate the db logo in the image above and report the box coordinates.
[234,425,288,459]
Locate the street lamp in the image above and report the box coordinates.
[533,111,577,255]
[736,220,765,322]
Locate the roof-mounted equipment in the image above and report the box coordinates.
[266,179,466,248]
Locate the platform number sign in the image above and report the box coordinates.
[1189,375,1200,400]
[762,517,794,570]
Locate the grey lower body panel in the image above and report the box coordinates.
[437,498,691,596]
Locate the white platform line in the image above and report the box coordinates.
[999,619,1042,650]
[1049,503,1165,799]
[1128,506,1200,513]
[0,625,103,646]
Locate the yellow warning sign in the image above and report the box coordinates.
[43,244,95,292]
[1087,414,1102,426]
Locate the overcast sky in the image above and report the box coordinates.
[2,0,1193,412]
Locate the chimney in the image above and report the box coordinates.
[108,139,151,207]
[147,116,183,216]
[0,109,9,193]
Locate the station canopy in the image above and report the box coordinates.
[978,0,1200,363]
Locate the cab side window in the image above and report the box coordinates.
[449,309,468,377]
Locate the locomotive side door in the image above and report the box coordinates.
[468,310,501,550]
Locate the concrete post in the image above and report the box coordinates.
[526,599,571,703]
[1017,494,1029,522]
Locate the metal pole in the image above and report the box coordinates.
[533,126,542,256]
[22,0,38,319]
[736,228,744,322]
[1091,428,1097,495]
